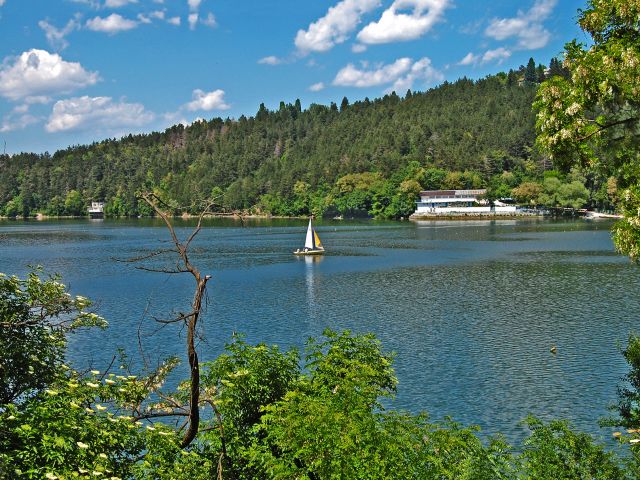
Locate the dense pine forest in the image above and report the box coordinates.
[0,59,614,218]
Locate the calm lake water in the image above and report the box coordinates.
[1,217,639,446]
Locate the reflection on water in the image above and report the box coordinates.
[0,217,637,446]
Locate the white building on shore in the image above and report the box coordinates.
[412,189,517,216]
[88,202,105,218]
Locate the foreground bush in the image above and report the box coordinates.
[1,271,639,479]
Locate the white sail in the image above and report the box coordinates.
[304,218,315,249]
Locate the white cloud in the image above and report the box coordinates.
[0,0,6,6]
[352,43,367,53]
[309,82,325,92]
[258,55,283,65]
[0,49,99,101]
[485,0,557,50]
[357,0,450,44]
[69,0,100,7]
[481,47,511,64]
[202,12,216,28]
[458,52,478,66]
[0,105,41,133]
[39,16,80,51]
[188,0,202,11]
[104,0,137,7]
[0,114,40,132]
[295,0,380,54]
[46,96,154,132]
[333,56,442,91]
[185,89,230,111]
[86,13,138,33]
[391,57,443,92]
[142,10,182,26]
[188,12,198,29]
[137,13,152,24]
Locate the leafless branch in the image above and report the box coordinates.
[133,411,190,421]
[136,191,214,449]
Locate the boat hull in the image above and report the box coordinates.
[293,249,324,256]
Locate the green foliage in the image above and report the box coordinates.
[519,417,625,479]
[199,336,299,478]
[0,270,107,404]
[534,0,640,258]
[512,181,543,205]
[0,372,155,479]
[610,334,640,429]
[3,194,23,218]
[1,70,550,219]
[64,190,86,216]
[4,272,639,479]
[536,176,589,210]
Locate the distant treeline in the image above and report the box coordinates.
[0,58,617,218]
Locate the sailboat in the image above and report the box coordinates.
[294,218,325,256]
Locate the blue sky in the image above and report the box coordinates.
[0,0,587,155]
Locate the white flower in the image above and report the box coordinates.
[77,441,89,449]
[565,103,581,116]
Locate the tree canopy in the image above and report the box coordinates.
[1,64,563,220]
[535,0,640,259]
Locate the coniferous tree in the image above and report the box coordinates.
[524,57,537,83]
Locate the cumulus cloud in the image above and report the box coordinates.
[258,55,283,65]
[295,0,380,54]
[185,89,230,111]
[352,43,367,53]
[0,49,99,102]
[188,0,202,11]
[485,0,556,50]
[137,13,152,24]
[357,0,450,44]
[188,12,198,29]
[167,16,181,26]
[481,47,511,64]
[1,115,40,133]
[0,105,41,133]
[104,0,138,7]
[202,12,216,27]
[458,52,478,66]
[86,13,138,33]
[0,0,6,6]
[333,57,442,92]
[46,96,154,132]
[150,10,165,20]
[309,82,325,92]
[38,16,80,50]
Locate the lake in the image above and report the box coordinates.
[1,217,638,446]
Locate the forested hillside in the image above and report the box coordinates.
[0,59,613,218]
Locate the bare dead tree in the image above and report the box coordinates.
[135,191,214,448]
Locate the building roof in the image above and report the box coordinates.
[419,189,486,198]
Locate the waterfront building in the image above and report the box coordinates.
[412,189,517,216]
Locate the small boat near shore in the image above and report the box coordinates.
[294,218,325,256]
